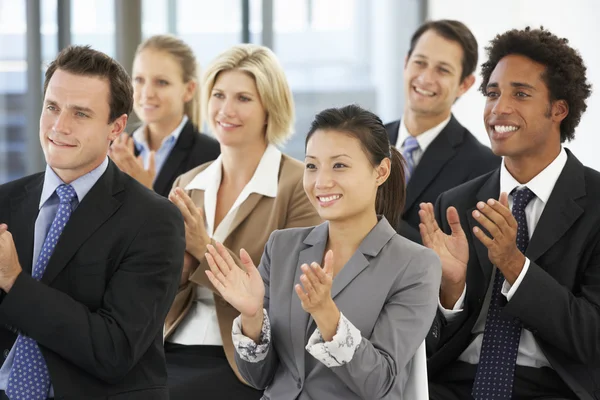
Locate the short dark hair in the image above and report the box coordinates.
[408,19,478,83]
[479,27,592,142]
[44,45,134,123]
[305,105,406,228]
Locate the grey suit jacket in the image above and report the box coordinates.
[235,217,441,399]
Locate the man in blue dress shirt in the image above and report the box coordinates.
[0,45,185,399]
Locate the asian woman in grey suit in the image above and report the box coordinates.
[204,105,442,399]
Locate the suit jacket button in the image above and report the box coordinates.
[3,349,9,358]
[297,382,301,389]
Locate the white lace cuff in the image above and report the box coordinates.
[232,309,271,363]
[305,312,362,367]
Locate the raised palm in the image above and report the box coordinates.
[205,242,265,317]
[419,203,469,284]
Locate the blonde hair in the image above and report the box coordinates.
[135,34,202,128]
[201,44,295,145]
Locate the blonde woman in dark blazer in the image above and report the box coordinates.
[110,34,220,196]
[206,105,442,399]
[164,44,321,400]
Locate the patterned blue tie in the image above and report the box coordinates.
[401,136,420,182]
[6,184,77,400]
[472,187,536,400]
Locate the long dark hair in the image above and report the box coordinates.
[305,104,406,227]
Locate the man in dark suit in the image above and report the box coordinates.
[420,27,598,399]
[0,45,185,399]
[386,20,500,243]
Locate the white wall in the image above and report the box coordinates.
[428,0,600,171]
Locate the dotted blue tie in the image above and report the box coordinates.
[6,184,77,400]
[472,187,536,400]
[401,136,420,182]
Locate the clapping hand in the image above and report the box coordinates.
[0,224,22,292]
[471,193,525,284]
[169,188,210,261]
[295,250,335,315]
[205,242,264,318]
[419,202,469,308]
[109,133,156,189]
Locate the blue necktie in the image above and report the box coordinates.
[401,136,420,182]
[6,184,77,400]
[472,187,536,400]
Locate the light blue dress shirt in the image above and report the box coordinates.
[0,157,109,397]
[132,115,187,182]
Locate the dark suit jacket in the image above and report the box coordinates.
[132,120,221,197]
[426,149,600,400]
[385,115,500,243]
[235,217,441,399]
[0,160,185,399]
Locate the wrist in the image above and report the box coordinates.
[1,271,19,293]
[440,280,465,309]
[312,300,340,342]
[191,240,210,261]
[241,308,265,343]
[500,252,526,284]
[312,299,339,322]
[241,303,265,320]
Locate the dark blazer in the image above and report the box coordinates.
[235,217,441,399]
[426,149,600,400]
[132,120,221,197]
[385,115,500,243]
[0,160,185,399]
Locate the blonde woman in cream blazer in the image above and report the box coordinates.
[163,44,320,400]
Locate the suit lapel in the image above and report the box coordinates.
[225,193,263,236]
[10,175,44,275]
[291,223,328,378]
[188,188,206,209]
[153,121,195,196]
[526,151,585,262]
[404,116,463,212]
[41,162,124,285]
[467,170,500,286]
[385,120,400,147]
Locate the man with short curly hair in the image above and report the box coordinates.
[420,27,599,399]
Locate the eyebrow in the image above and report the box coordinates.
[134,74,170,80]
[45,99,96,116]
[305,154,352,160]
[487,82,536,90]
[212,88,255,97]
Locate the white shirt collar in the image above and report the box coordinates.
[185,144,282,239]
[132,114,188,148]
[397,114,452,151]
[39,157,109,208]
[185,144,281,197]
[500,147,568,204]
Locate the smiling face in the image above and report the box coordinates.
[207,69,267,149]
[40,69,126,183]
[303,129,388,223]
[404,29,474,120]
[132,49,194,128]
[483,54,565,163]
